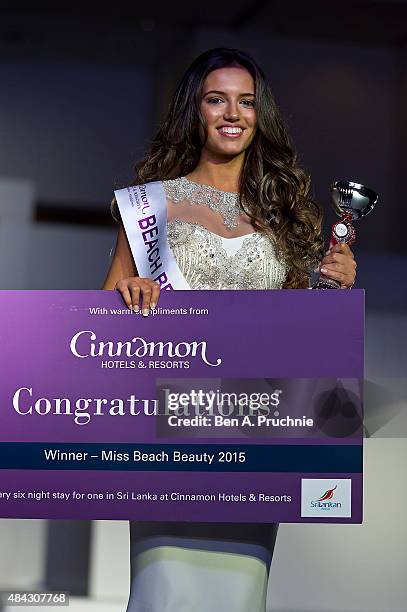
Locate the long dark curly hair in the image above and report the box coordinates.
[129,47,324,288]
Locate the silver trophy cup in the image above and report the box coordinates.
[314,180,378,289]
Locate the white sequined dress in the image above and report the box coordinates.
[126,178,285,612]
[166,219,286,290]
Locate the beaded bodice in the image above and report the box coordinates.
[166,219,286,290]
[163,176,241,229]
[165,219,287,291]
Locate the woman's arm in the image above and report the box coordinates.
[102,225,160,314]
[102,225,137,290]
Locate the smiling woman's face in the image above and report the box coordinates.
[200,66,257,160]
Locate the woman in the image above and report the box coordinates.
[103,48,356,612]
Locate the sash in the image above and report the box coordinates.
[114,182,190,290]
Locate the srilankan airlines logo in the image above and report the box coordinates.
[317,484,337,501]
[311,484,341,509]
[301,479,351,518]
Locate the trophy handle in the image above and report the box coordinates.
[330,211,356,248]
[314,213,356,290]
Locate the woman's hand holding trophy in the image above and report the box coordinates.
[314,180,378,289]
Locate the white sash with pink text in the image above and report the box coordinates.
[114,182,190,290]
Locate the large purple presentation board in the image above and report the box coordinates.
[0,290,364,523]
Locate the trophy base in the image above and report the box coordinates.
[312,277,341,290]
